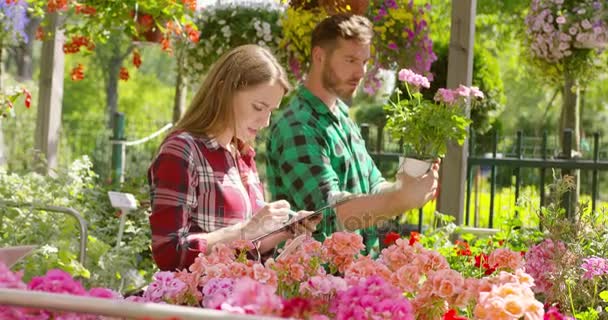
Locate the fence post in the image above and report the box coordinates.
[111,112,126,187]
[561,129,574,219]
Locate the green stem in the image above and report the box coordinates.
[567,280,577,316]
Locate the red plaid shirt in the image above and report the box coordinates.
[148,131,264,271]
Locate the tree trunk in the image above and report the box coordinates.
[172,53,188,123]
[560,72,580,216]
[15,16,40,81]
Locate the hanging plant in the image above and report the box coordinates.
[29,0,200,80]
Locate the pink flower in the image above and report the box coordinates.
[581,257,608,279]
[88,287,120,299]
[323,232,365,272]
[0,262,26,290]
[344,256,392,285]
[230,239,255,252]
[330,276,414,320]
[143,271,187,302]
[202,277,235,309]
[220,277,282,316]
[434,88,457,105]
[252,263,277,286]
[556,16,566,24]
[489,248,524,271]
[300,275,347,297]
[398,68,430,88]
[27,269,86,296]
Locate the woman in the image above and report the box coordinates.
[148,45,317,271]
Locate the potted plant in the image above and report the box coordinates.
[384,68,484,177]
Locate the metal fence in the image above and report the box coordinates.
[359,123,608,229]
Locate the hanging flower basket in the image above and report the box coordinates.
[131,11,164,43]
[319,0,370,15]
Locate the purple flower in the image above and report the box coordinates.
[581,257,608,280]
[384,0,397,9]
[202,277,235,309]
[387,42,398,50]
[0,0,29,44]
[143,271,186,302]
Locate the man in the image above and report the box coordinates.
[266,13,438,252]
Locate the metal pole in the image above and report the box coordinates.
[111,112,126,187]
[0,201,87,265]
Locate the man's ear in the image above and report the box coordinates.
[311,46,325,66]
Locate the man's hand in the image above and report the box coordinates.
[396,161,439,211]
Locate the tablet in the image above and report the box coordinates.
[252,197,355,242]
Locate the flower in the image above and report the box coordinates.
[0,0,28,44]
[331,276,415,320]
[202,277,236,309]
[525,0,608,84]
[524,239,569,295]
[370,0,436,77]
[143,271,187,303]
[383,231,401,247]
[384,68,483,159]
[488,248,524,271]
[580,257,608,279]
[220,277,283,316]
[188,3,283,79]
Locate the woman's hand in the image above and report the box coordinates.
[243,200,292,240]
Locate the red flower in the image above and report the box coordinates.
[47,0,68,13]
[454,240,471,256]
[22,88,31,108]
[409,231,420,246]
[132,50,142,69]
[119,67,129,81]
[35,26,44,40]
[443,309,468,320]
[71,64,84,81]
[75,4,96,15]
[160,37,172,54]
[383,232,401,247]
[474,253,495,275]
[184,23,199,43]
[183,0,197,11]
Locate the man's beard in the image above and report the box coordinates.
[321,60,358,103]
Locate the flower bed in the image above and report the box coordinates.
[3,180,606,319]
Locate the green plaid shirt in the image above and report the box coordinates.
[266,85,386,252]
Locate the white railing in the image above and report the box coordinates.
[0,288,280,320]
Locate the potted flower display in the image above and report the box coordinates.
[384,68,484,177]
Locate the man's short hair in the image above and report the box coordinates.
[311,13,373,53]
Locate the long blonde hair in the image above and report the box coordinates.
[173,44,290,138]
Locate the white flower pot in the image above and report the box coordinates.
[398,156,433,177]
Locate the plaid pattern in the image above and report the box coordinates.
[266,85,386,252]
[148,131,264,271]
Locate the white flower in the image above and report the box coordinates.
[264,34,272,42]
[218,19,226,25]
